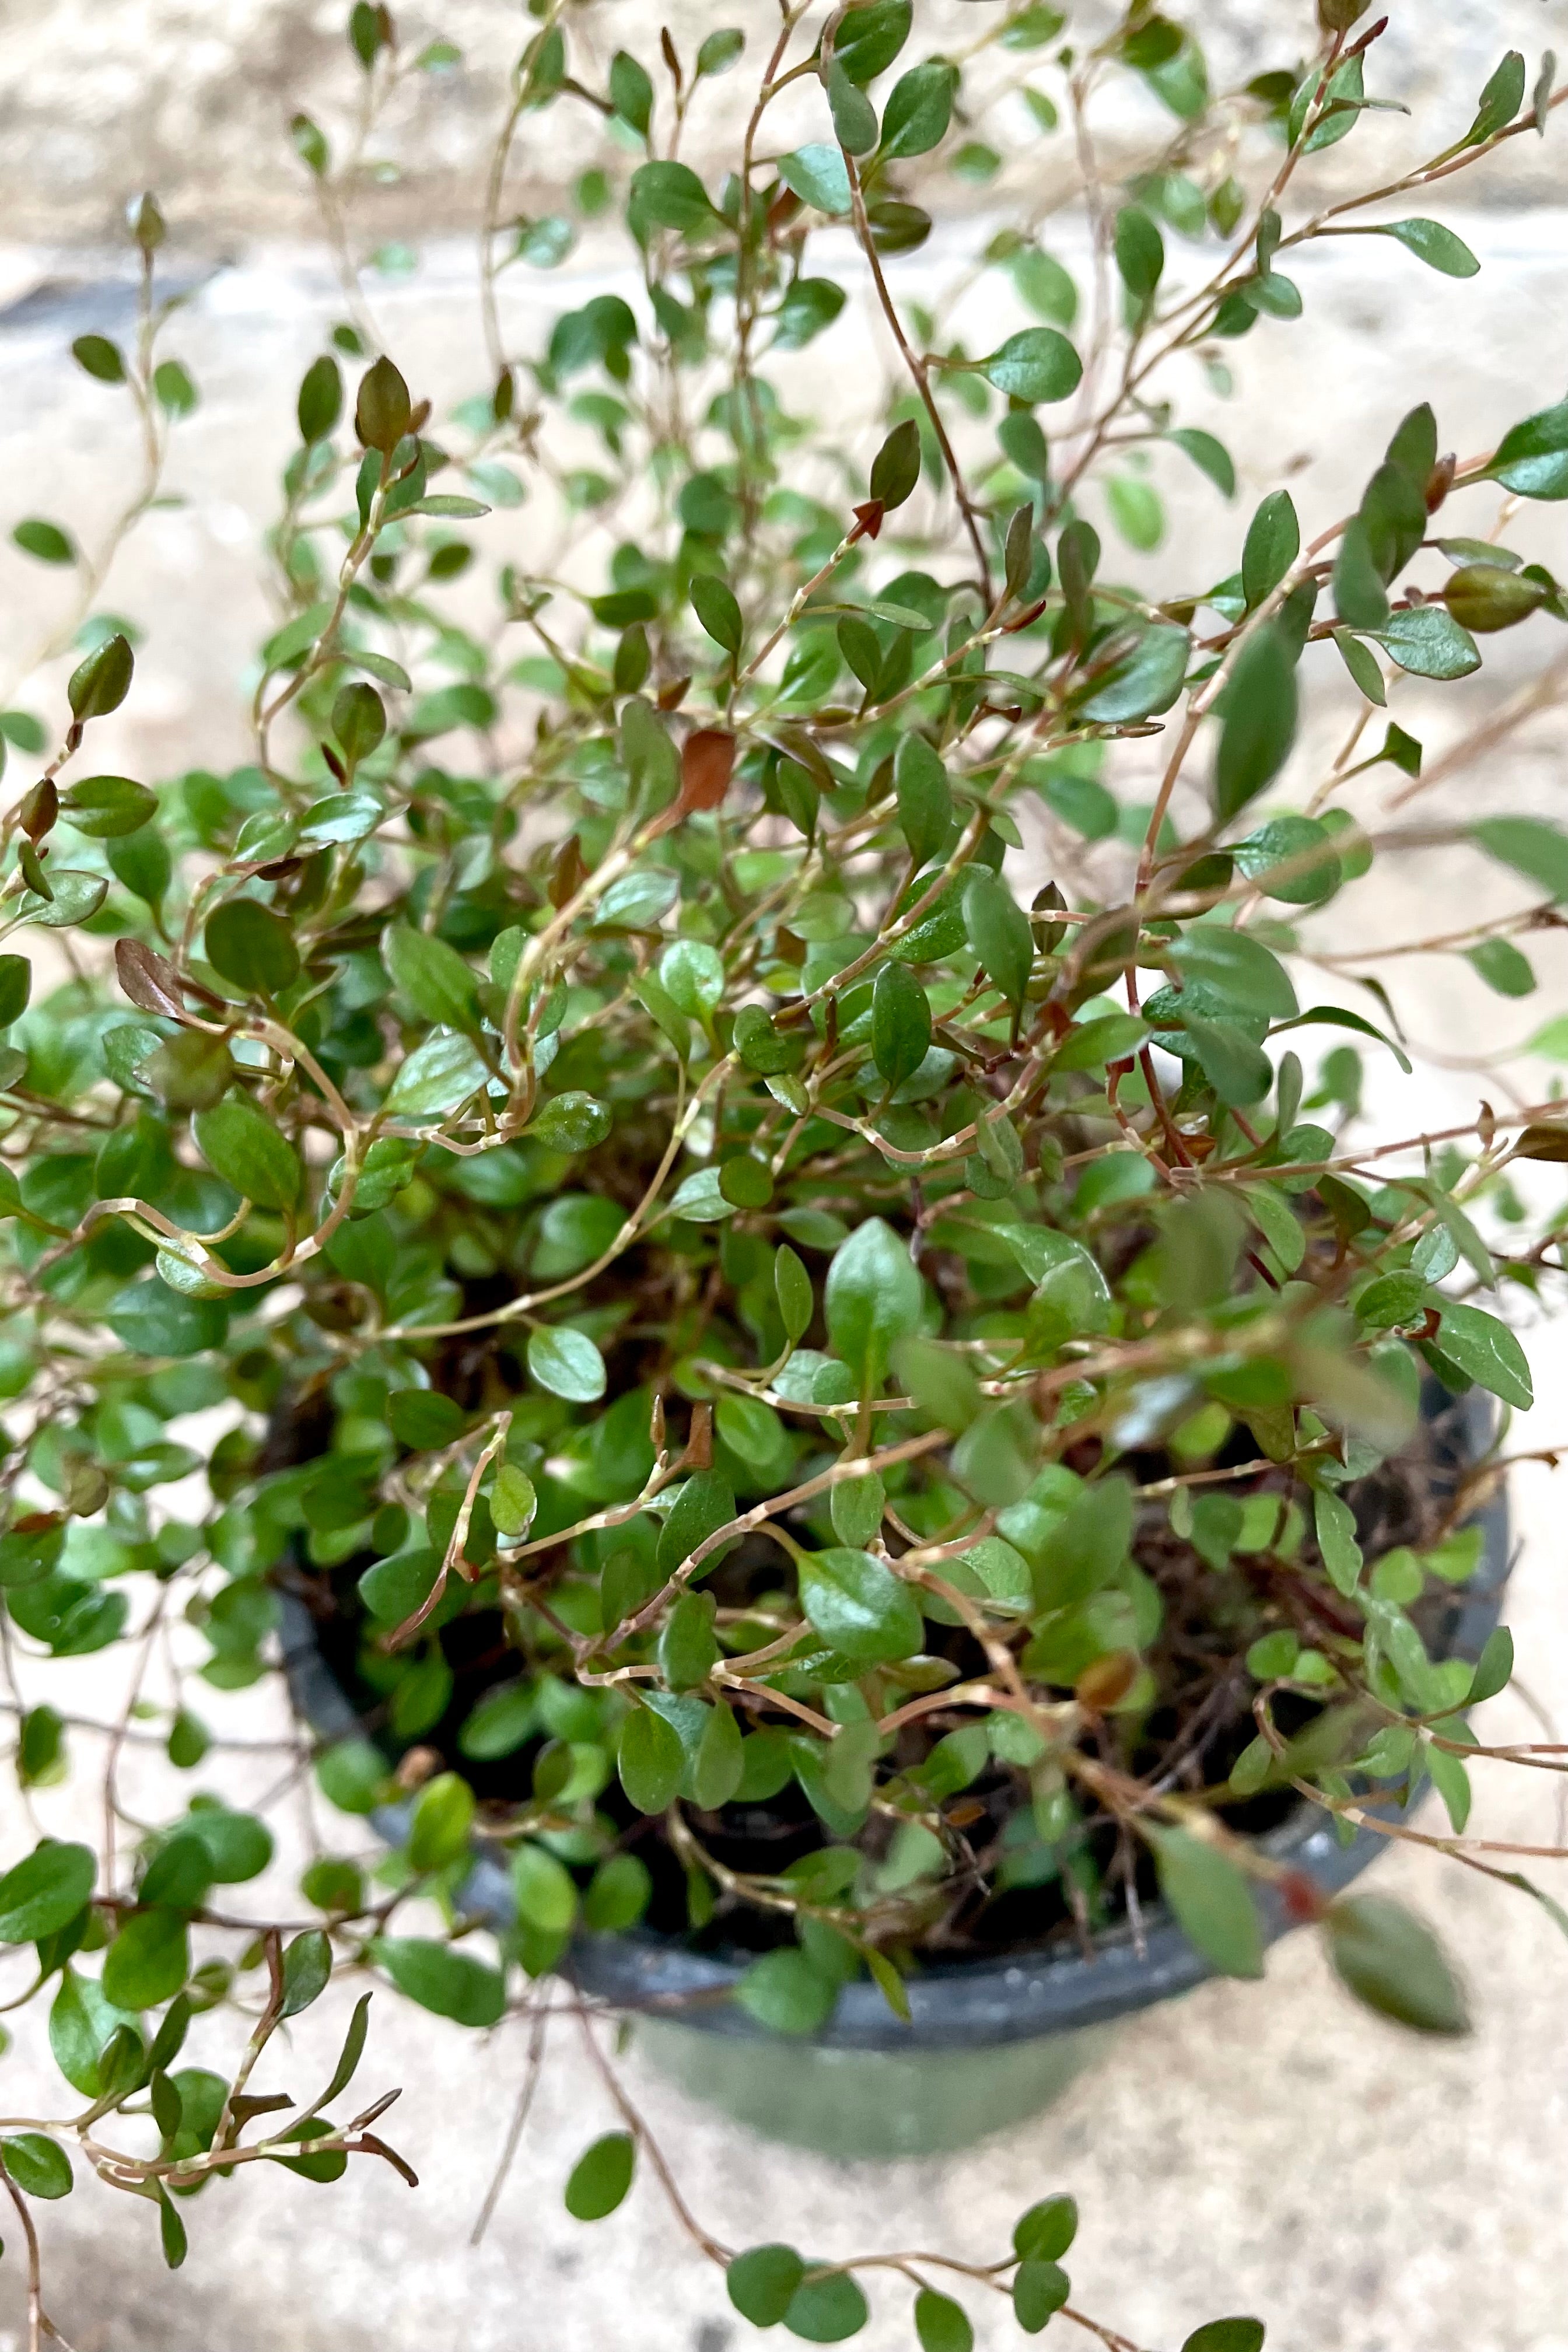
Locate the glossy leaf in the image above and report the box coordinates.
[797,1546,923,1664]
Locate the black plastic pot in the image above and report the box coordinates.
[281,1390,1510,2158]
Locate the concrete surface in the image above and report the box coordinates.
[3,4,1568,2347]
[2,1,1563,244]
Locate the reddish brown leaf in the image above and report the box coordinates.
[19,779,57,844]
[547,833,587,909]
[852,499,884,541]
[115,936,186,1020]
[1074,1650,1139,1712]
[678,730,736,816]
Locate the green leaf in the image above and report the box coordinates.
[1473,816,1568,901]
[1436,1303,1532,1409]
[696,29,746,78]
[491,1463,537,1538]
[526,1090,612,1153]
[997,1228,1112,1335]
[1013,2195,1079,2262]
[13,519,75,565]
[619,1704,685,1812]
[297,354,342,442]
[1032,1476,1131,1609]
[629,160,713,235]
[313,1738,387,1817]
[1241,490,1299,610]
[730,2244,807,2327]
[374,1937,506,2027]
[182,1808,272,1884]
[58,773,157,838]
[1181,2323,1266,2352]
[825,1217,923,1392]
[388,1389,466,1448]
[835,1,911,85]
[657,1468,737,1578]
[68,633,134,720]
[1053,1012,1149,1072]
[1184,1015,1273,1107]
[385,925,480,1031]
[798,1546,923,1664]
[279,1928,333,2018]
[527,1326,607,1402]
[894,734,952,866]
[963,869,1033,1022]
[608,48,653,136]
[1168,428,1236,498]
[0,2133,73,2198]
[16,867,108,929]
[193,1097,302,1210]
[1367,219,1479,276]
[408,1773,474,1871]
[878,60,956,159]
[1114,205,1164,301]
[825,60,878,155]
[772,1245,814,1342]
[596,868,680,930]
[1468,1624,1514,1705]
[1370,606,1480,679]
[205,899,300,995]
[1492,400,1568,500]
[1146,1826,1264,1978]
[660,1589,720,1693]
[1213,625,1297,825]
[581,1853,652,1934]
[513,1841,579,1934]
[73,333,127,384]
[564,2130,635,2221]
[691,575,743,656]
[736,1948,839,2036]
[777,145,852,216]
[870,961,932,1087]
[894,1334,983,1432]
[0,1840,94,1943]
[914,2288,974,2352]
[692,1696,745,1810]
[1333,518,1389,631]
[869,418,922,512]
[1014,2262,1071,2333]
[1463,49,1525,145]
[1079,624,1189,723]
[1314,1488,1363,1597]
[158,2185,188,2270]
[1169,930,1297,1019]
[1465,937,1535,998]
[1333,624,1387,702]
[102,1907,190,2009]
[1325,1894,1469,2034]
[978,327,1082,405]
[786,2269,870,2343]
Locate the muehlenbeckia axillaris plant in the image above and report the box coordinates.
[1,2,1567,2344]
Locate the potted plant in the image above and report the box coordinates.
[1,1,1565,2344]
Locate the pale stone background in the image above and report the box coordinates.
[3,4,1568,2348]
